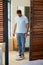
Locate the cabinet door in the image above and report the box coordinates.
[0,0,4,42]
[30,0,43,60]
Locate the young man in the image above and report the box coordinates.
[13,10,29,60]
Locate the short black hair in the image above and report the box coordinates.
[17,10,22,14]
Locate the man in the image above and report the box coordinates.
[13,10,29,60]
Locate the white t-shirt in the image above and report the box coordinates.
[14,15,28,33]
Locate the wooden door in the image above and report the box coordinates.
[0,0,4,43]
[30,0,43,60]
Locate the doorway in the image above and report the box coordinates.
[8,0,30,65]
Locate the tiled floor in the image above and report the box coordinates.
[3,51,29,65]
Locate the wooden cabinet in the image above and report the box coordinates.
[30,0,43,60]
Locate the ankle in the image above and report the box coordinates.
[19,54,21,56]
[21,54,24,56]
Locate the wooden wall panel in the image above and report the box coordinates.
[0,0,4,42]
[30,0,43,60]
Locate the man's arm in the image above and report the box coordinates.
[25,23,29,37]
[26,23,29,33]
[13,23,17,36]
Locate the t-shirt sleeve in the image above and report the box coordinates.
[25,17,28,24]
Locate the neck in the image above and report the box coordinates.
[20,15,22,17]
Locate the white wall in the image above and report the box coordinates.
[11,0,30,36]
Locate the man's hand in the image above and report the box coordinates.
[13,33,15,36]
[25,33,28,38]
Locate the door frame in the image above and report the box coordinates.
[4,0,8,65]
[29,0,34,60]
[4,0,33,65]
